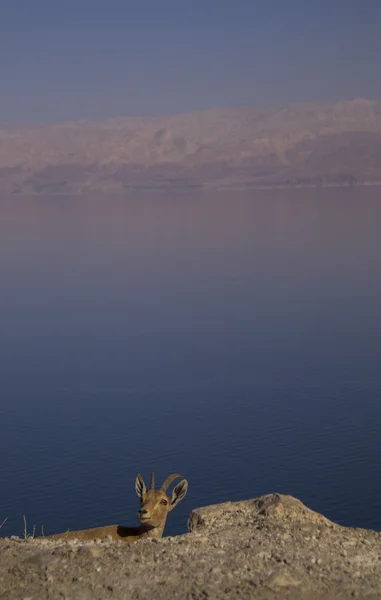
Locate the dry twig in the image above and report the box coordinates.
[23,515,36,539]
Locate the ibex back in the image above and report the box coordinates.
[45,472,188,542]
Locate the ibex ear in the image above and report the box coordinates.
[169,479,188,511]
[135,473,147,500]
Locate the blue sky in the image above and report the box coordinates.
[1,0,380,122]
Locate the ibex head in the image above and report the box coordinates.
[135,472,188,535]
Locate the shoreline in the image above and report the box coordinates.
[1,179,381,197]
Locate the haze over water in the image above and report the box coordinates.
[1,188,381,538]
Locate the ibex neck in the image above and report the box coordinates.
[139,523,165,540]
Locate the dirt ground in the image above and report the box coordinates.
[1,493,381,599]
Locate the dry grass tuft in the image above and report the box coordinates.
[23,515,36,540]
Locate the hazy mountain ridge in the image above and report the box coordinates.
[1,99,381,193]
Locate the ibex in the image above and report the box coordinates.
[45,472,188,542]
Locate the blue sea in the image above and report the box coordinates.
[1,187,380,538]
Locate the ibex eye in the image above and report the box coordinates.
[160,499,168,505]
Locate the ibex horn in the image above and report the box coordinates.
[160,473,184,493]
[150,471,155,490]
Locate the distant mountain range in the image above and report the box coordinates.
[1,99,381,193]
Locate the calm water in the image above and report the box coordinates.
[1,188,381,539]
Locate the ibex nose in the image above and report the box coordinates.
[138,508,150,521]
